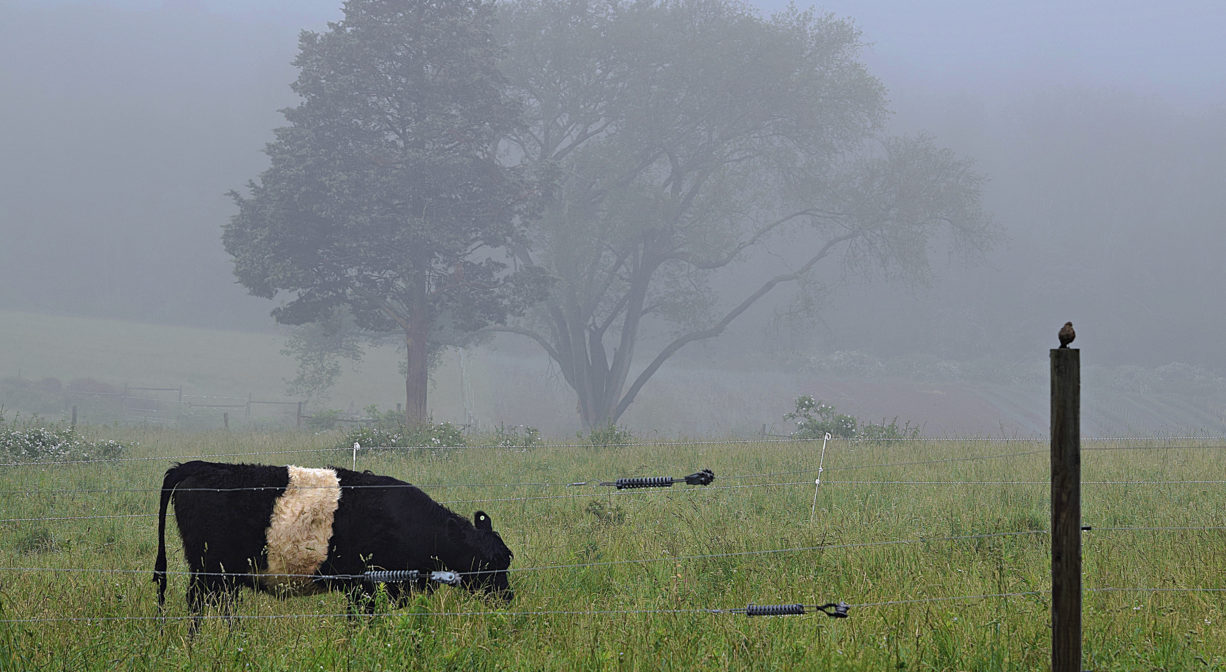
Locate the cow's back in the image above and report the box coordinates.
[324,468,451,574]
[169,461,288,581]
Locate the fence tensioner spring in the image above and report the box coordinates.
[608,469,716,489]
[744,602,849,618]
[316,569,461,586]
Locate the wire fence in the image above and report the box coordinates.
[10,586,1226,625]
[6,434,1226,469]
[1,435,1223,629]
[7,525,1225,582]
[3,439,1223,496]
[6,476,1226,524]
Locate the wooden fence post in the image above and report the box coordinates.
[1051,347,1081,672]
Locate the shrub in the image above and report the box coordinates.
[786,395,857,439]
[785,395,920,442]
[405,421,465,448]
[340,425,406,451]
[337,406,466,452]
[362,405,409,432]
[0,413,128,462]
[581,422,633,448]
[494,424,540,449]
[857,416,921,442]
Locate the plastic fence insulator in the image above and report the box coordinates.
[815,602,851,618]
[428,570,461,586]
[745,603,806,616]
[684,469,715,486]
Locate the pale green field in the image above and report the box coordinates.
[1,429,1224,670]
[0,311,580,435]
[10,309,1226,439]
[0,310,412,406]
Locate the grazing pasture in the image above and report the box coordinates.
[1,428,1224,670]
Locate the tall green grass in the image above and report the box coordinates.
[1,429,1223,670]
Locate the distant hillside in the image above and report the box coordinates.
[0,311,408,420]
[3,311,1222,437]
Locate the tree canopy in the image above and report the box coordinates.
[494,0,996,428]
[224,0,547,423]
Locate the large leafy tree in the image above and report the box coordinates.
[494,0,995,429]
[224,0,546,423]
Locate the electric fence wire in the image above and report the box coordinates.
[4,473,1220,500]
[6,524,1224,581]
[0,444,1111,498]
[0,526,1188,591]
[7,438,1220,494]
[0,436,821,468]
[5,475,1226,524]
[5,436,1225,469]
[0,528,1053,583]
[4,476,1225,522]
[4,586,1225,625]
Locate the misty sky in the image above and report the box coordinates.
[3,0,1225,375]
[41,0,1226,103]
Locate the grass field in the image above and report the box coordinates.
[1,427,1224,670]
[0,310,413,409]
[8,309,1226,439]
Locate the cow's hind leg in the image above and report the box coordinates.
[185,574,208,637]
[185,574,241,636]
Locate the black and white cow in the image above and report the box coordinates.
[153,460,513,624]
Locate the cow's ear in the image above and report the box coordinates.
[474,511,492,531]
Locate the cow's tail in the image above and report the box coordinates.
[154,463,189,610]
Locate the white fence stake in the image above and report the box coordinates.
[352,442,360,470]
[810,432,831,521]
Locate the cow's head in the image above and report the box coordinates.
[447,510,514,601]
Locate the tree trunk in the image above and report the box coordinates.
[571,331,629,430]
[404,324,429,425]
[576,384,611,430]
[403,270,430,426]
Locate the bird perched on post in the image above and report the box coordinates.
[1058,322,1075,348]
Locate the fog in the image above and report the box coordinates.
[3,0,1224,436]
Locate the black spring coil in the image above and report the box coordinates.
[364,569,422,584]
[745,603,806,616]
[614,476,675,489]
